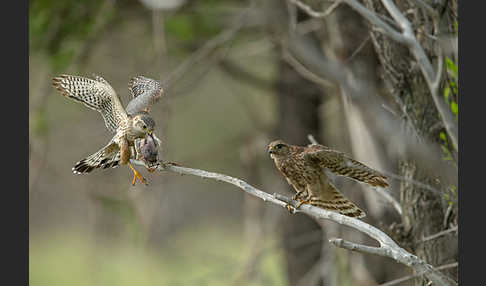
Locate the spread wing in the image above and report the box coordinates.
[52,74,128,133]
[125,75,163,114]
[303,144,389,187]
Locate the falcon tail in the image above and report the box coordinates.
[309,187,366,218]
[72,144,120,174]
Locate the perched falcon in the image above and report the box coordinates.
[268,140,389,218]
[52,74,164,185]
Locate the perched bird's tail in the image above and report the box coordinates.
[308,183,366,218]
[72,142,120,174]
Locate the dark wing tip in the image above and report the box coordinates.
[369,176,389,188]
[72,160,95,174]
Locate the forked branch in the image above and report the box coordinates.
[289,0,457,150]
[131,159,456,286]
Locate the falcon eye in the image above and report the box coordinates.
[142,125,147,129]
[276,144,284,149]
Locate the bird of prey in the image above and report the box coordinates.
[268,140,389,218]
[52,74,164,185]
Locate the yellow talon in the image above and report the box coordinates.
[296,199,309,209]
[129,163,148,186]
[286,204,295,214]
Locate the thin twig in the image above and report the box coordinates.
[282,48,334,88]
[381,171,442,195]
[422,226,458,243]
[379,262,458,286]
[329,238,389,257]
[289,0,342,19]
[345,34,371,63]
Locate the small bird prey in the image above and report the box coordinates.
[52,74,164,185]
[135,132,161,168]
[268,140,389,218]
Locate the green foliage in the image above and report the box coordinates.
[30,224,287,286]
[165,11,221,44]
[445,57,458,79]
[439,134,453,162]
[443,184,457,207]
[30,110,49,136]
[443,57,458,119]
[29,0,115,71]
[439,57,458,159]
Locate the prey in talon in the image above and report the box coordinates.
[52,74,164,186]
[133,131,162,176]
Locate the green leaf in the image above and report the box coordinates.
[446,57,458,79]
[444,86,450,103]
[450,101,458,116]
[440,132,446,142]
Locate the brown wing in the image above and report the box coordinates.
[303,144,389,188]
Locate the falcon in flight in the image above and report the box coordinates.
[268,140,389,218]
[52,74,164,185]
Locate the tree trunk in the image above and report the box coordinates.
[362,0,459,284]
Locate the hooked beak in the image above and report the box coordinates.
[268,148,275,154]
[148,130,153,135]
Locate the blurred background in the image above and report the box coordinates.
[29,0,458,285]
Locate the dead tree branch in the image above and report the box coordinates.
[421,226,458,243]
[289,0,458,150]
[130,158,456,286]
[289,0,343,19]
[379,262,458,286]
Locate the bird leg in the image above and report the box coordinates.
[285,204,296,214]
[296,199,310,209]
[292,190,307,201]
[129,163,148,186]
[285,192,311,213]
[295,193,312,209]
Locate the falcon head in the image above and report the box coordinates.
[268,140,291,158]
[132,112,155,136]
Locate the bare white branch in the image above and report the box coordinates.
[289,0,342,19]
[422,226,458,243]
[291,0,457,150]
[341,0,407,44]
[379,262,458,286]
[353,0,457,150]
[329,238,389,257]
[130,157,456,286]
[273,193,455,286]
